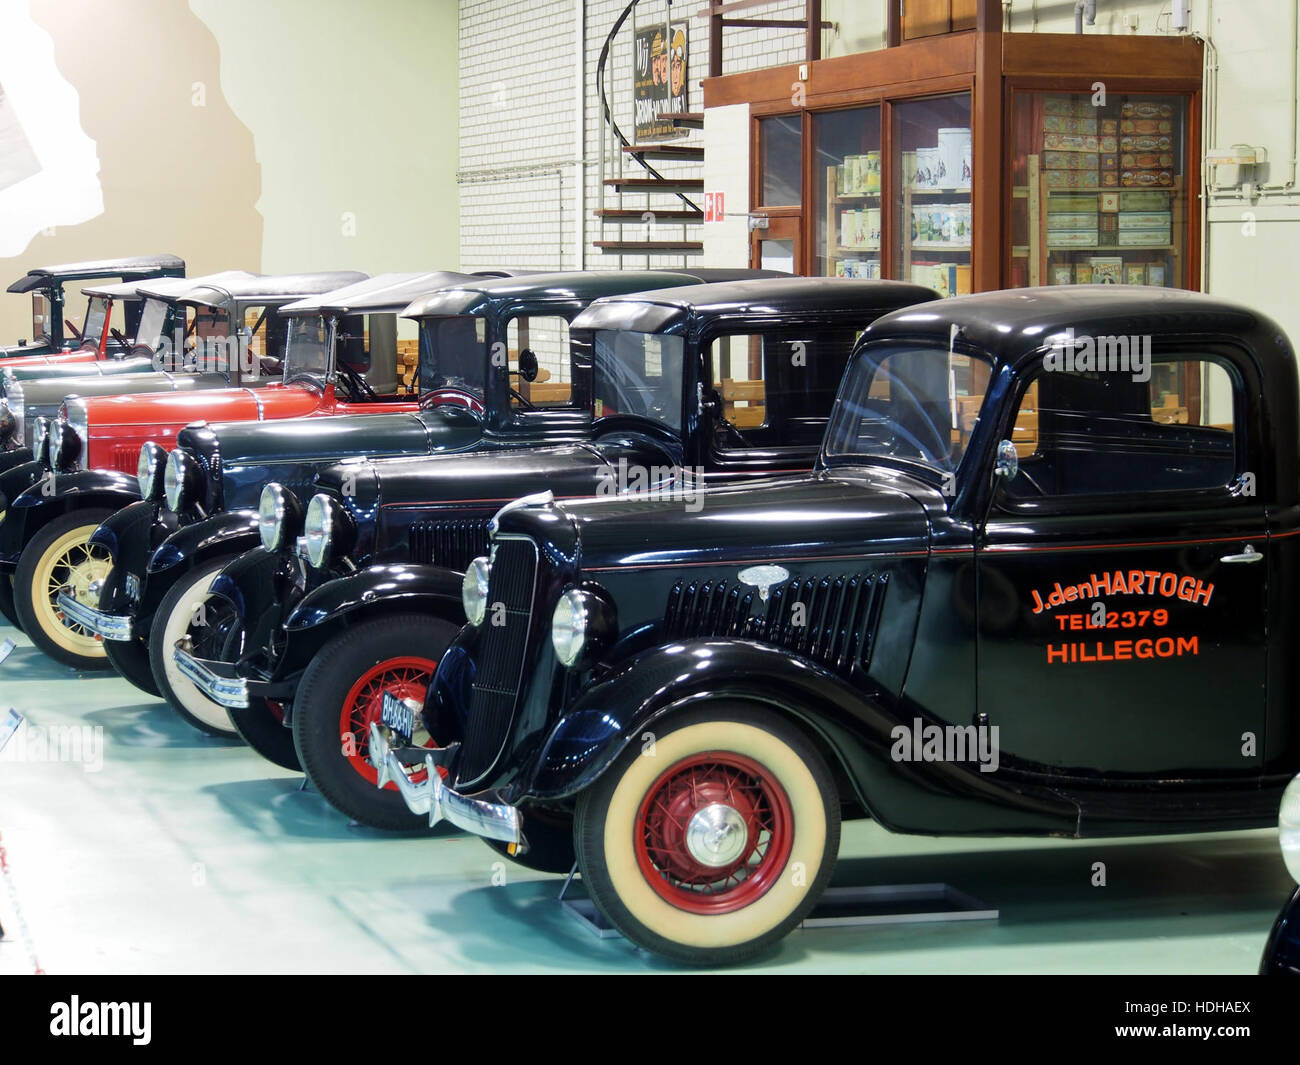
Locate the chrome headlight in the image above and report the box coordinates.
[462,556,490,626]
[137,442,167,502]
[51,401,85,471]
[32,416,51,466]
[551,588,590,668]
[0,398,16,445]
[302,493,355,570]
[164,448,201,512]
[259,483,303,553]
[1282,774,1300,885]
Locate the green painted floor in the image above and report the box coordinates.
[0,620,1292,974]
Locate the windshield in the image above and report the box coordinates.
[824,343,993,475]
[134,297,170,352]
[418,316,486,394]
[592,330,685,432]
[283,315,331,381]
[32,293,52,343]
[79,297,109,349]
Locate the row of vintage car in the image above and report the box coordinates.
[0,254,1296,969]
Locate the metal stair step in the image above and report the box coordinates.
[594,240,704,254]
[663,111,704,129]
[622,143,704,160]
[594,208,703,224]
[604,177,704,194]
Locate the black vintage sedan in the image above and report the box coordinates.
[367,285,1300,965]
[175,277,938,831]
[140,270,782,737]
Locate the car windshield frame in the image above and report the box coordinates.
[281,313,333,389]
[590,328,687,434]
[133,296,171,355]
[417,314,488,397]
[78,296,110,351]
[822,339,996,482]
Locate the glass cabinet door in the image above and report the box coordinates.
[892,93,973,298]
[1009,90,1190,289]
[813,106,882,278]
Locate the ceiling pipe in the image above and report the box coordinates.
[1074,0,1096,33]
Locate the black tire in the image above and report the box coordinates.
[574,701,840,967]
[99,566,161,696]
[13,507,115,670]
[484,806,577,874]
[228,702,300,771]
[148,557,240,737]
[0,572,21,631]
[293,613,457,830]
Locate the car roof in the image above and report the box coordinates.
[862,285,1291,367]
[400,270,727,319]
[7,254,186,293]
[572,277,940,334]
[135,270,369,308]
[81,270,257,301]
[279,271,488,316]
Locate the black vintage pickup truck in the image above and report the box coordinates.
[366,285,1300,966]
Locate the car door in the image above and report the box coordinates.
[976,341,1268,778]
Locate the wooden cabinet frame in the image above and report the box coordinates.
[707,29,1204,291]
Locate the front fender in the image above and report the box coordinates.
[276,563,466,679]
[1261,885,1300,975]
[521,639,1076,836]
[91,499,173,568]
[0,466,139,564]
[136,511,260,627]
[0,446,33,475]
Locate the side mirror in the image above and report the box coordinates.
[517,348,539,383]
[993,439,1019,483]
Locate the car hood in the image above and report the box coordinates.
[499,467,933,572]
[2,355,156,391]
[202,405,484,469]
[18,370,214,407]
[81,384,267,428]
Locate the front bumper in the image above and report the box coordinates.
[55,589,134,641]
[173,639,250,709]
[367,723,526,848]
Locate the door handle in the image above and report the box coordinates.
[1220,543,1263,564]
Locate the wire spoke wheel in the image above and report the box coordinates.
[339,655,440,788]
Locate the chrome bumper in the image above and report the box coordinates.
[367,723,525,847]
[172,640,250,709]
[56,588,134,640]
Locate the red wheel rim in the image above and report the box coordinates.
[633,750,794,915]
[339,655,440,788]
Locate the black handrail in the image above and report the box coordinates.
[597,0,700,214]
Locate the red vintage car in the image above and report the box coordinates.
[0,270,482,667]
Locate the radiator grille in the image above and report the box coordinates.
[408,519,489,571]
[458,536,538,784]
[664,571,887,675]
[111,444,142,475]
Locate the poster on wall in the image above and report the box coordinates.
[634,22,688,141]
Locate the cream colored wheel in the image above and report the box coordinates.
[13,508,115,669]
[148,557,240,737]
[574,702,840,966]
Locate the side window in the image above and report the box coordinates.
[709,329,857,452]
[1001,355,1239,501]
[397,316,421,392]
[508,316,572,408]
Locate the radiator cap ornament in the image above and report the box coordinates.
[738,564,789,602]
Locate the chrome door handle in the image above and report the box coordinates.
[1220,544,1263,564]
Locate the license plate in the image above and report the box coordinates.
[381,691,416,745]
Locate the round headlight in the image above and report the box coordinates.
[259,483,303,553]
[551,588,590,668]
[32,416,50,466]
[164,449,200,512]
[302,493,355,570]
[462,556,490,626]
[137,442,167,501]
[65,398,88,452]
[1282,774,1300,885]
[7,379,23,441]
[51,409,82,471]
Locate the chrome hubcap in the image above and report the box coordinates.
[685,803,749,867]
